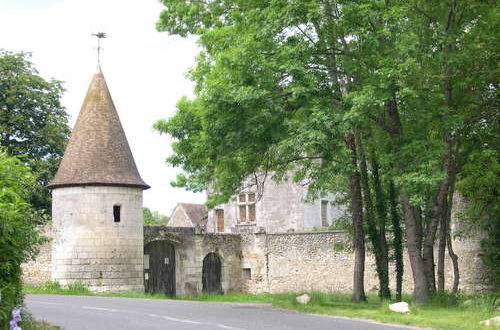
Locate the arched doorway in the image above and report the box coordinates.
[144,241,176,296]
[202,253,222,294]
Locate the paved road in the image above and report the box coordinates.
[26,295,419,330]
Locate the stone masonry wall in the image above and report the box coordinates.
[50,186,144,293]
[144,226,243,296]
[24,225,492,296]
[240,231,494,295]
[21,223,53,285]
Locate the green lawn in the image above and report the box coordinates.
[25,282,499,330]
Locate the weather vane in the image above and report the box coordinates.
[91,32,107,65]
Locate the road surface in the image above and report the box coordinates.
[26,294,419,330]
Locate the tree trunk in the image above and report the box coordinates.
[346,133,367,303]
[447,162,460,294]
[371,152,391,300]
[422,220,437,294]
[437,0,460,295]
[412,206,424,258]
[389,181,404,301]
[447,231,460,294]
[439,142,459,293]
[400,192,429,304]
[423,131,455,294]
[386,97,429,304]
[312,8,366,302]
[437,199,448,292]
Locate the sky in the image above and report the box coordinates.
[0,0,206,215]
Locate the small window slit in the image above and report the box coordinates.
[113,205,121,222]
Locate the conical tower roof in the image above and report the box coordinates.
[47,67,149,190]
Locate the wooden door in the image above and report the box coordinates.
[202,253,222,294]
[144,241,176,296]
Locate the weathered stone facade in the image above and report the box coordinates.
[50,186,144,292]
[144,226,242,296]
[23,224,493,295]
[207,178,344,234]
[240,231,494,294]
[21,223,53,285]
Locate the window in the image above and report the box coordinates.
[242,268,251,281]
[321,200,328,227]
[238,193,256,223]
[216,209,225,232]
[113,205,121,222]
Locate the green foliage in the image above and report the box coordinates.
[0,50,70,213]
[40,281,61,292]
[156,0,500,301]
[26,281,90,296]
[156,0,353,208]
[0,151,45,328]
[143,207,169,225]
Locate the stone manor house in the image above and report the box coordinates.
[168,181,343,234]
[22,67,494,297]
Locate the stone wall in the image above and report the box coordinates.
[144,226,243,296]
[21,223,53,285]
[50,186,144,293]
[240,231,493,295]
[241,232,380,294]
[24,224,493,296]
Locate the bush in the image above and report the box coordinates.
[66,282,89,295]
[0,152,45,328]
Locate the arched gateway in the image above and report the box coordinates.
[202,253,222,294]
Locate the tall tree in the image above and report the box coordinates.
[0,50,70,213]
[156,0,369,301]
[156,0,498,304]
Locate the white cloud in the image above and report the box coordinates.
[0,0,206,215]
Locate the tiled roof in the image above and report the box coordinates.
[47,67,149,189]
[179,203,207,226]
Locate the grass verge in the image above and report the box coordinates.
[25,282,498,330]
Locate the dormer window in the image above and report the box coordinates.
[113,205,121,222]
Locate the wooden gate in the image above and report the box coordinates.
[144,241,176,296]
[202,253,222,294]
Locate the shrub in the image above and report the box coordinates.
[0,152,45,328]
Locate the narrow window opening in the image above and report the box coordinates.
[216,209,225,232]
[242,268,251,281]
[113,205,121,222]
[321,200,328,227]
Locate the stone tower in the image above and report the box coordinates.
[47,67,149,292]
